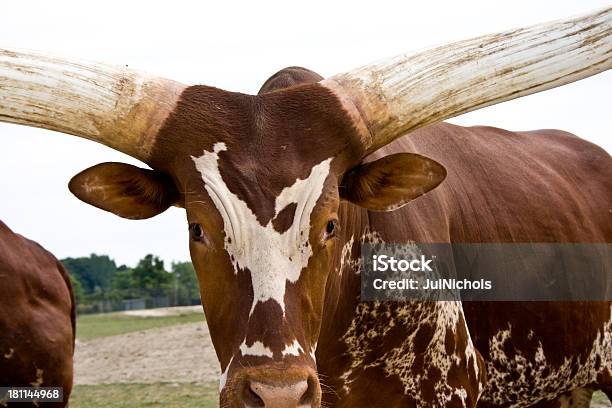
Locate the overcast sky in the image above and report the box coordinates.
[1,0,610,267]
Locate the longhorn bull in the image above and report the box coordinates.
[0,8,610,408]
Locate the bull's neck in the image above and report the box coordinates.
[315,202,486,406]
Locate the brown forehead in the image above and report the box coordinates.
[149,82,361,222]
[151,83,360,164]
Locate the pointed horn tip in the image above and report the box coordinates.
[323,6,612,153]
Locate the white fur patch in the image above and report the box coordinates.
[482,305,612,406]
[310,342,317,362]
[219,362,230,392]
[237,339,304,361]
[240,340,274,358]
[283,339,304,357]
[192,143,332,316]
[30,368,44,387]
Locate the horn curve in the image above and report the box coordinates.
[322,8,611,154]
[0,48,186,162]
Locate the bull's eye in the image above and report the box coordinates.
[324,219,339,240]
[189,223,205,242]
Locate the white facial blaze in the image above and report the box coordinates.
[192,142,332,316]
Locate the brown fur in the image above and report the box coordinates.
[0,220,75,407]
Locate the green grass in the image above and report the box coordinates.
[70,383,218,408]
[76,311,204,341]
[68,384,611,407]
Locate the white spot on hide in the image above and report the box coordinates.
[282,339,304,357]
[482,306,612,406]
[310,342,317,362]
[30,368,44,387]
[240,340,273,358]
[219,360,230,392]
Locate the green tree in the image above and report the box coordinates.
[68,274,85,304]
[61,254,200,308]
[131,254,172,298]
[171,261,200,305]
[108,268,139,300]
[61,254,117,295]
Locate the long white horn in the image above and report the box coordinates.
[322,8,611,153]
[0,48,186,161]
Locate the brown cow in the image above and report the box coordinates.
[0,8,610,408]
[0,221,75,407]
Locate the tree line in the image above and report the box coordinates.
[61,254,200,313]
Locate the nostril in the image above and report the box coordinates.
[300,377,316,405]
[248,379,308,406]
[244,381,265,407]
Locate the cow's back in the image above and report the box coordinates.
[369,123,611,405]
[0,220,75,407]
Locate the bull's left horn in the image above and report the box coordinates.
[322,7,611,154]
[0,48,186,162]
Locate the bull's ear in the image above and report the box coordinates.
[339,153,446,211]
[69,162,180,219]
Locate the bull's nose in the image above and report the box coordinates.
[246,379,310,407]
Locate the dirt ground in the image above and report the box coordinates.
[73,308,610,406]
[74,321,220,385]
[120,305,203,318]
